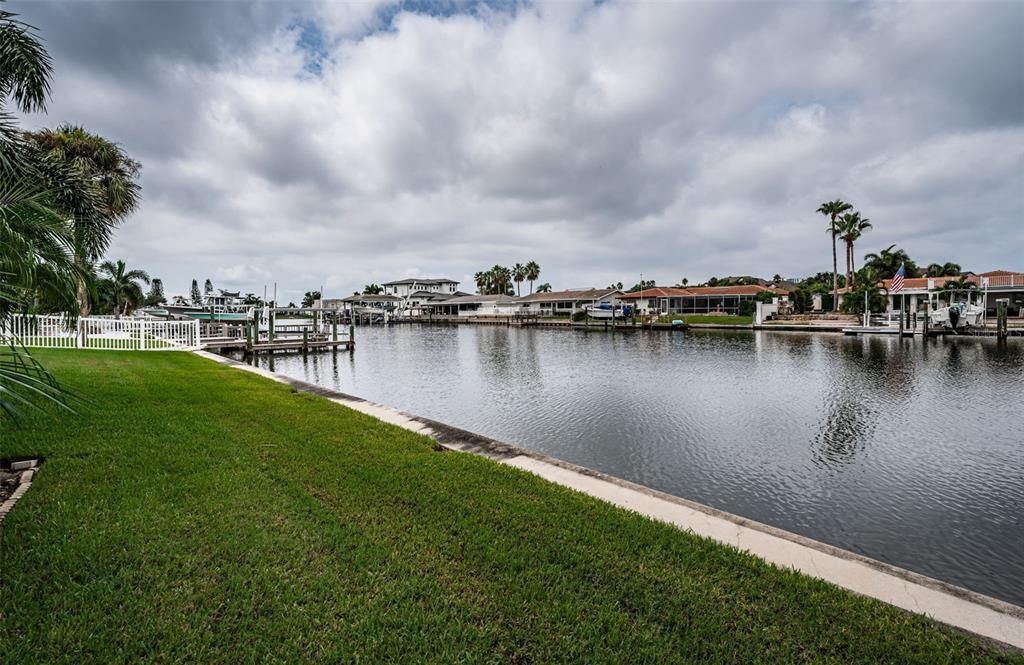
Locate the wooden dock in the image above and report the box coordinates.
[199,314,354,354]
[201,334,353,353]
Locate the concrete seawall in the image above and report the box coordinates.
[197,350,1024,651]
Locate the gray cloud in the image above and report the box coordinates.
[13,0,1023,301]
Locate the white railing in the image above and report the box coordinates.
[0,315,200,351]
[983,274,1021,288]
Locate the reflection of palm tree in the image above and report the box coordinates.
[812,337,912,470]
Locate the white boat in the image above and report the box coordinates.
[929,289,984,331]
[584,302,632,319]
[146,291,253,322]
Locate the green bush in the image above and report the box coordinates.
[737,300,757,317]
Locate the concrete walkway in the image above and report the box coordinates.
[197,351,1024,650]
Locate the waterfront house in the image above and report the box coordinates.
[618,285,789,315]
[517,288,624,316]
[425,294,522,317]
[403,290,473,316]
[382,278,460,298]
[315,293,402,314]
[876,270,1024,316]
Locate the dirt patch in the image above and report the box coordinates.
[0,469,21,503]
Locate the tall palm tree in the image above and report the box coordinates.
[837,212,872,287]
[512,263,526,296]
[817,199,853,311]
[474,271,487,294]
[25,124,141,315]
[98,259,149,316]
[525,260,540,294]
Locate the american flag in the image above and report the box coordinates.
[891,263,905,293]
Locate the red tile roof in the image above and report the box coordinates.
[619,285,787,299]
[618,287,692,299]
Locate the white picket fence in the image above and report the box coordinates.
[0,315,200,351]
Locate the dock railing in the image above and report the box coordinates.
[1,315,201,351]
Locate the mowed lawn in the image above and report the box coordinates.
[1,351,1019,664]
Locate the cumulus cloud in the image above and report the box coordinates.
[15,0,1023,299]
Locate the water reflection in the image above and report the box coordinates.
[239,327,1024,606]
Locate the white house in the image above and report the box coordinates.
[382,278,460,299]
[517,288,623,316]
[426,294,522,317]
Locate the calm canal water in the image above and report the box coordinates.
[247,326,1024,606]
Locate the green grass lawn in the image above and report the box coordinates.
[659,314,754,325]
[1,351,1019,664]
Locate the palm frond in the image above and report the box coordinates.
[0,339,76,420]
[0,8,53,114]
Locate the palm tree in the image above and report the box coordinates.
[841,269,889,315]
[926,262,961,277]
[474,271,487,294]
[24,124,141,315]
[836,212,872,287]
[525,261,540,294]
[536,283,552,293]
[0,6,52,168]
[931,275,977,293]
[98,260,149,316]
[863,245,920,279]
[1,7,75,419]
[817,199,853,311]
[512,263,526,296]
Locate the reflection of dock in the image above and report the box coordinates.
[843,326,915,337]
[843,325,1022,338]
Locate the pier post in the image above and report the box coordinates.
[245,322,252,350]
[302,329,308,354]
[332,316,338,342]
[997,301,1008,339]
[899,307,904,336]
[923,303,930,338]
[268,310,275,343]
[349,323,355,353]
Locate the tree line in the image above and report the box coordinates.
[474,261,541,296]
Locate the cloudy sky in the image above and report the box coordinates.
[15,0,1023,300]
